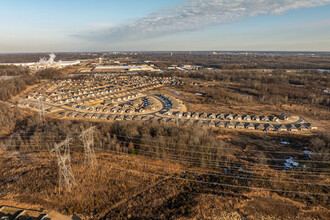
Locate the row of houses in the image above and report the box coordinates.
[27,82,158,104]
[53,75,181,94]
[167,111,292,122]
[57,110,316,131]
[73,96,161,114]
[158,119,314,131]
[24,75,183,107]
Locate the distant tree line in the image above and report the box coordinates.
[0,68,66,101]
[0,65,29,76]
[0,113,328,171]
[0,75,39,101]
[148,69,329,114]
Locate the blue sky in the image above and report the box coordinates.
[0,0,330,52]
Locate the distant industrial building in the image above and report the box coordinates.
[93,65,158,72]
[0,53,80,70]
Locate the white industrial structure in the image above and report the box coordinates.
[93,65,158,72]
[0,53,80,69]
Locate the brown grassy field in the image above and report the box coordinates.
[1,149,329,219]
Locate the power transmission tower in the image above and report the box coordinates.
[80,126,97,168]
[51,137,75,192]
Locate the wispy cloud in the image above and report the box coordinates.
[76,0,330,42]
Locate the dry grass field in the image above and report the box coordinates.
[1,150,329,219]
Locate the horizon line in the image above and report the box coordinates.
[1,50,330,55]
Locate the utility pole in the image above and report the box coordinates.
[79,126,97,168]
[51,137,75,192]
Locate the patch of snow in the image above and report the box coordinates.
[304,150,312,159]
[235,175,243,179]
[284,157,299,170]
[323,90,329,94]
[281,141,290,145]
[195,93,203,96]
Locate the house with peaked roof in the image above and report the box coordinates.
[252,115,260,121]
[265,123,276,131]
[255,123,265,130]
[277,124,287,131]
[304,123,317,130]
[236,122,245,129]
[242,115,251,121]
[192,112,199,119]
[288,124,299,131]
[296,123,308,130]
[225,114,233,120]
[260,115,269,121]
[208,120,216,127]
[226,121,235,129]
[245,123,255,130]
[278,113,291,121]
[216,121,225,128]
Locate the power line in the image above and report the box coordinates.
[92,146,330,177]
[95,155,330,187]
[2,131,329,175]
[2,134,329,164]
[100,133,330,156]
[2,150,328,202]
[8,131,330,156]
[2,147,328,188]
[96,162,330,197]
[82,155,329,207]
[2,141,330,175]
[94,139,330,164]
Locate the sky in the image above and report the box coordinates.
[0,0,330,53]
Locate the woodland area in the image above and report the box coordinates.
[131,52,330,69]
[145,68,330,120]
[0,76,38,101]
[1,112,329,169]
[0,66,64,101]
